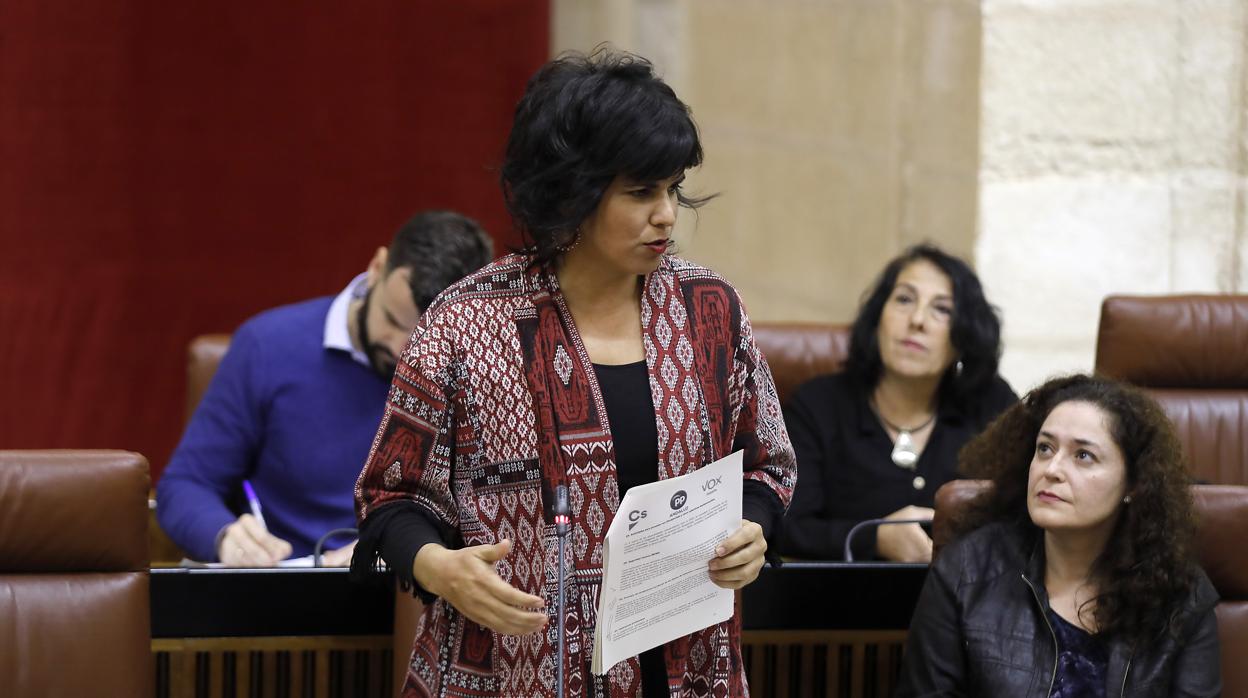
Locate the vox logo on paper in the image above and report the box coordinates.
[702,475,722,495]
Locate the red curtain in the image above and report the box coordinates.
[0,1,548,478]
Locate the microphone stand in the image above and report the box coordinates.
[842,518,931,561]
[554,485,571,698]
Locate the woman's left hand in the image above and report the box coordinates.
[707,519,767,590]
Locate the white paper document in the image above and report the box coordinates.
[591,450,743,675]
[179,555,317,569]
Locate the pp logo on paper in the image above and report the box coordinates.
[628,509,647,531]
[670,490,688,511]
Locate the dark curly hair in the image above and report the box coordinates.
[844,243,1002,415]
[955,374,1199,647]
[499,47,712,265]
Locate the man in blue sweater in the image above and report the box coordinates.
[156,210,492,566]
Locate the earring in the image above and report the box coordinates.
[556,228,581,254]
[1123,495,1132,504]
[955,360,964,377]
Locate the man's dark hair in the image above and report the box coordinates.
[385,210,493,311]
[844,243,1002,415]
[500,47,712,264]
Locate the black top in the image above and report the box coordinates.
[593,361,668,697]
[593,360,785,531]
[596,361,785,696]
[1048,610,1108,698]
[595,362,661,498]
[778,372,1017,560]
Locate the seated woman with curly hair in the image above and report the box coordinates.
[896,374,1220,697]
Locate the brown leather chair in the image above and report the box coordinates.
[752,322,852,406]
[1095,295,1248,485]
[189,322,853,432]
[186,333,232,421]
[0,450,154,697]
[933,480,1248,697]
[181,323,854,439]
[148,333,235,565]
[180,334,425,695]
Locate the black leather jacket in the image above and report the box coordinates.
[896,523,1221,697]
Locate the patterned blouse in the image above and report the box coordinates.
[354,254,797,697]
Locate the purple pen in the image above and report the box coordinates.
[242,480,268,529]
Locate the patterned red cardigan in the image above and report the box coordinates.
[355,253,796,697]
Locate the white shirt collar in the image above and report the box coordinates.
[323,273,372,368]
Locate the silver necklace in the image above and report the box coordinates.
[873,405,935,470]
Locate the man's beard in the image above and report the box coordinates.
[356,286,398,379]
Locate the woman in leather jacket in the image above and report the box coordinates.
[896,374,1220,697]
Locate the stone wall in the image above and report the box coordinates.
[552,0,983,324]
[552,0,1248,393]
[977,0,1248,391]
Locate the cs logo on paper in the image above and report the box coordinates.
[628,509,647,530]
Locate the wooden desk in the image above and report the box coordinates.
[150,563,926,697]
[150,567,394,697]
[151,567,392,638]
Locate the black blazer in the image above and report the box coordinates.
[896,522,1221,697]
[778,373,1017,560]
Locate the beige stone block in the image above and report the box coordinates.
[998,341,1092,395]
[1242,56,1248,174]
[1238,181,1248,291]
[551,0,637,55]
[901,163,978,257]
[1170,176,1240,291]
[977,177,1174,388]
[902,0,982,170]
[1174,0,1248,170]
[981,0,1181,178]
[634,0,689,89]
[1239,217,1248,291]
[678,135,899,323]
[684,0,904,152]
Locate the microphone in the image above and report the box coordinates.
[555,484,571,536]
[554,485,571,698]
[842,518,930,562]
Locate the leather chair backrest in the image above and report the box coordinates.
[1193,485,1248,698]
[182,333,425,696]
[930,479,987,555]
[180,326,855,417]
[753,322,852,406]
[186,333,232,422]
[933,480,1248,696]
[0,450,154,697]
[1095,295,1248,484]
[149,333,233,565]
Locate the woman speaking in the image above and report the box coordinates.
[352,49,796,697]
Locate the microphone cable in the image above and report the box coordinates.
[314,527,359,567]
